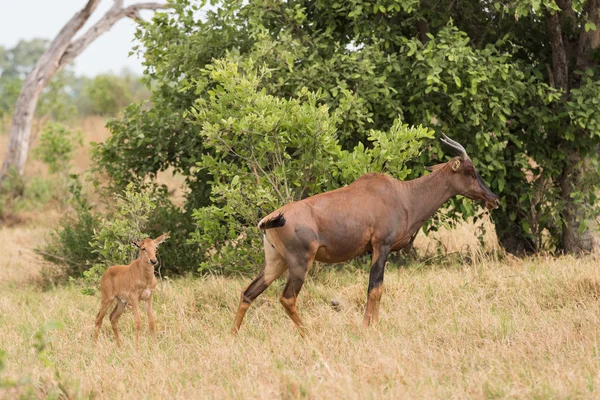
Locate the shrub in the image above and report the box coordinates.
[188,59,432,273]
[34,122,82,174]
[39,176,100,278]
[78,182,157,292]
[0,169,58,222]
[41,178,201,284]
[82,74,134,116]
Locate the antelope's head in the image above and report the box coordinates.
[426,134,500,210]
[131,232,170,265]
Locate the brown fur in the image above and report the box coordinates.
[94,233,169,347]
[231,154,500,335]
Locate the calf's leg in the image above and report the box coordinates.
[94,297,113,342]
[109,298,126,345]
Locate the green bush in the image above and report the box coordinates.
[41,177,201,284]
[39,176,100,278]
[79,182,157,292]
[82,74,135,116]
[0,169,60,222]
[143,195,201,277]
[188,59,432,273]
[34,122,82,174]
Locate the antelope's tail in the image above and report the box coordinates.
[258,212,286,230]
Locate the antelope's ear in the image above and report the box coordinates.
[425,163,445,173]
[451,159,461,172]
[154,232,170,246]
[131,241,140,249]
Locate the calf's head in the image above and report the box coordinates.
[131,232,170,265]
[426,134,500,210]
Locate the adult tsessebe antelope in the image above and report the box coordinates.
[94,233,169,346]
[231,134,500,335]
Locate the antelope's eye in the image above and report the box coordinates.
[141,248,146,251]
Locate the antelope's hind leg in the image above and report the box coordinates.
[109,298,126,345]
[94,297,114,342]
[109,297,126,345]
[279,250,316,337]
[231,239,287,334]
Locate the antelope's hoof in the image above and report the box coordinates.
[330,298,342,312]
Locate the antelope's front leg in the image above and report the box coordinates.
[146,292,157,340]
[129,295,142,348]
[363,244,390,327]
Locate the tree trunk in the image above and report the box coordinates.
[2,75,45,176]
[560,152,596,253]
[0,0,168,181]
[546,0,599,254]
[560,0,600,253]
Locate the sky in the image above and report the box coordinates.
[0,0,162,77]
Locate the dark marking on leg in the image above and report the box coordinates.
[279,258,312,336]
[363,245,390,327]
[231,272,268,335]
[231,248,287,335]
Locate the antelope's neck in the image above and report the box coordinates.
[133,259,155,282]
[398,170,457,235]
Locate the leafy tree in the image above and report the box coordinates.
[0,40,77,124]
[0,39,49,79]
[33,122,82,174]
[94,0,600,259]
[0,0,169,180]
[82,72,149,116]
[0,39,49,123]
[187,59,431,272]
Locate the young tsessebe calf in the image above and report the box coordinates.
[94,233,169,347]
[231,134,500,336]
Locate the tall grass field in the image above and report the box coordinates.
[2,118,600,399]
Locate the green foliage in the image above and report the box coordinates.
[0,39,48,79]
[0,321,86,399]
[0,76,22,126]
[40,176,100,278]
[82,183,156,291]
[143,193,203,276]
[82,73,137,115]
[41,176,201,281]
[0,38,148,128]
[34,122,82,174]
[0,168,66,222]
[93,0,600,258]
[36,70,79,122]
[188,60,431,273]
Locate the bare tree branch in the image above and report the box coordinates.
[61,2,169,67]
[0,0,169,180]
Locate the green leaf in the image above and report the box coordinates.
[585,22,597,32]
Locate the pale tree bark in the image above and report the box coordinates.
[0,0,168,180]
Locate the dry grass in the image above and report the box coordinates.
[2,214,600,399]
[3,118,600,398]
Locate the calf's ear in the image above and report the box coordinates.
[154,232,170,246]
